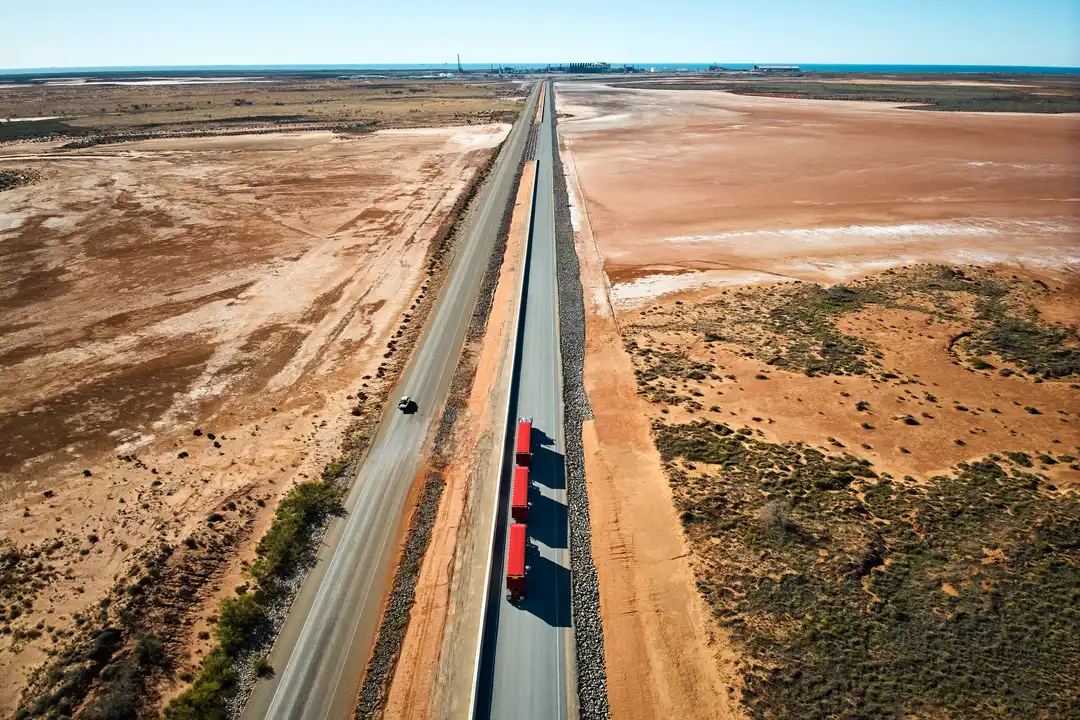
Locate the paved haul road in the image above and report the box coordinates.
[475,82,575,720]
[243,81,541,720]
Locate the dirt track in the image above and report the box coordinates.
[0,125,507,711]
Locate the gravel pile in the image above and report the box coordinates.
[524,123,539,161]
[551,88,612,720]
[0,167,40,192]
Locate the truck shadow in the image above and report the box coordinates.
[522,546,571,628]
[533,426,555,448]
[527,489,567,550]
[530,440,565,491]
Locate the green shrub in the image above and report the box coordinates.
[970,317,1080,378]
[216,593,264,656]
[165,477,344,718]
[1005,452,1033,467]
[252,654,274,679]
[164,650,232,720]
[251,480,344,583]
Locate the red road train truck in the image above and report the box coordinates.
[511,465,529,523]
[515,417,532,467]
[506,418,533,602]
[506,522,527,603]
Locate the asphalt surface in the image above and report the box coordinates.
[242,81,541,720]
[475,82,575,720]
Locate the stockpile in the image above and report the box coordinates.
[0,167,40,191]
[550,89,612,720]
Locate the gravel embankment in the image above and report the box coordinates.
[551,88,612,720]
[524,123,539,161]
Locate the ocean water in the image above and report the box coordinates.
[1,63,1078,76]
[634,63,1080,74]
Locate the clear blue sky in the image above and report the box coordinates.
[2,0,1078,69]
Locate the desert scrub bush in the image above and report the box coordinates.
[894,269,1080,379]
[965,315,1080,379]
[165,474,344,717]
[669,264,1079,379]
[16,625,167,719]
[215,593,265,656]
[1005,451,1034,468]
[654,418,1080,719]
[163,649,232,720]
[631,348,714,405]
[251,478,344,583]
[0,168,41,192]
[79,634,164,719]
[252,653,274,679]
[762,284,879,376]
[758,499,797,541]
[628,280,888,378]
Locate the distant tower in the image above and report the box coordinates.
[457,54,463,73]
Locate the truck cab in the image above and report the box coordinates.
[515,418,532,467]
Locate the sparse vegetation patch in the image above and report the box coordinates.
[618,79,1080,114]
[656,418,1080,719]
[626,266,1080,392]
[164,474,344,718]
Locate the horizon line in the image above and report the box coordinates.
[2,61,1079,74]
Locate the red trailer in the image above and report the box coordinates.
[515,418,532,467]
[506,523,527,603]
[511,465,529,523]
